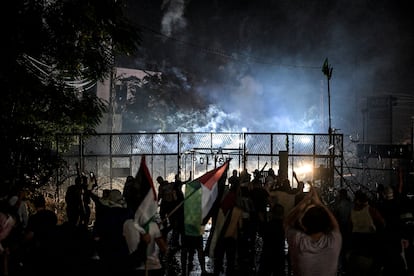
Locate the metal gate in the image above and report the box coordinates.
[56,132,343,196]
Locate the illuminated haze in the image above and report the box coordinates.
[121,0,414,143]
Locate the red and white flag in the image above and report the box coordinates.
[134,155,158,230]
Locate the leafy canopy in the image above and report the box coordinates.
[0,0,141,195]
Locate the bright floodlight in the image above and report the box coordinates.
[295,163,313,174]
[291,163,313,182]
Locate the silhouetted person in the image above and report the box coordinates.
[24,194,58,276]
[249,171,270,235]
[79,174,91,229]
[265,168,277,191]
[228,169,240,190]
[377,186,407,275]
[123,199,168,276]
[0,202,17,276]
[181,231,207,276]
[212,182,243,276]
[259,203,286,276]
[91,189,130,276]
[284,186,342,276]
[332,188,352,273]
[123,175,138,215]
[348,190,385,275]
[171,173,185,248]
[157,176,177,237]
[237,179,256,275]
[65,176,84,226]
[8,189,29,231]
[239,169,251,186]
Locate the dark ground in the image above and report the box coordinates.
[162,222,272,276]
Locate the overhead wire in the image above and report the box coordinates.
[139,25,322,70]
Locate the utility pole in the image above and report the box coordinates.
[322,58,334,186]
[322,58,333,135]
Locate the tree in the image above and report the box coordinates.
[121,68,210,132]
[0,0,141,196]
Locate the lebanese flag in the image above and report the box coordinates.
[134,155,158,230]
[184,160,230,236]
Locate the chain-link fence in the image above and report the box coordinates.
[55,132,343,197]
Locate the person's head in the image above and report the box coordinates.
[253,169,260,179]
[156,176,164,185]
[354,190,369,209]
[240,169,251,182]
[354,190,368,203]
[102,189,111,199]
[268,168,275,176]
[383,186,394,200]
[32,194,46,209]
[301,205,332,234]
[232,169,238,176]
[0,200,18,222]
[107,189,125,207]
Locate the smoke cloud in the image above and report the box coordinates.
[161,0,187,37]
[126,0,414,143]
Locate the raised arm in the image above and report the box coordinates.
[284,188,313,231]
[312,189,340,232]
[284,186,339,232]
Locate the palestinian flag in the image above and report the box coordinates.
[184,160,230,236]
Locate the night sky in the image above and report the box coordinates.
[120,0,414,144]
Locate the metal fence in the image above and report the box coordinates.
[56,132,343,195]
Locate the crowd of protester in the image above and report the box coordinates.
[0,166,413,276]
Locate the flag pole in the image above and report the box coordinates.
[161,160,230,224]
[161,183,199,225]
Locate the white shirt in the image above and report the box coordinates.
[123,219,162,270]
[286,227,342,276]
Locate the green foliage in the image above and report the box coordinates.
[122,69,208,132]
[0,0,140,196]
